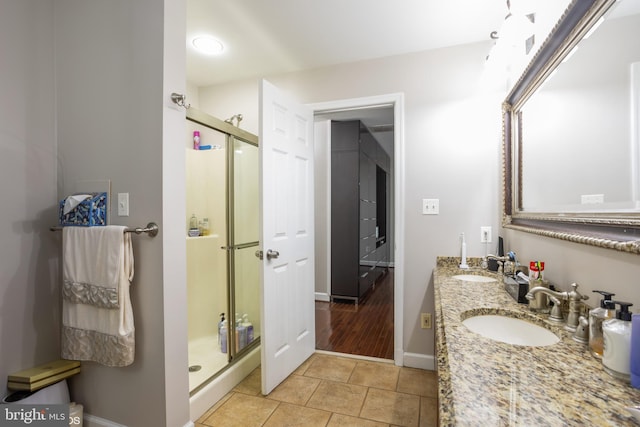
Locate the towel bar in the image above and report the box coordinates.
[50,222,159,237]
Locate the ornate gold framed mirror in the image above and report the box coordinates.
[503,0,640,254]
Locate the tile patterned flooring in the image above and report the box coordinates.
[196,353,438,427]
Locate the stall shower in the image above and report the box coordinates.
[185,108,260,394]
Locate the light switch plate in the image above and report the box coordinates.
[118,193,129,217]
[422,199,439,215]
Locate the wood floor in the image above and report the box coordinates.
[315,269,394,359]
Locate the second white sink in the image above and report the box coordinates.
[462,314,560,347]
[452,274,496,283]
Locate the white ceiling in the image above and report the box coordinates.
[186,0,508,88]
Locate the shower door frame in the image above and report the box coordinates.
[225,133,260,363]
[186,108,260,395]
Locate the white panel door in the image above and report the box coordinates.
[259,79,315,395]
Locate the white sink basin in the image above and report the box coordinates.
[462,314,560,347]
[452,274,496,283]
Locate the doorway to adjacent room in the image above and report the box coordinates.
[311,95,402,362]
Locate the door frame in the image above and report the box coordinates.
[309,93,405,366]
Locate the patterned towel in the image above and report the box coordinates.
[61,226,135,367]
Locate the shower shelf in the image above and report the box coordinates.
[186,234,220,240]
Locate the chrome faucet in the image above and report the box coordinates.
[482,254,503,273]
[483,252,516,275]
[525,283,589,331]
[485,254,510,263]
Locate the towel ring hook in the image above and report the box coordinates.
[170,93,190,109]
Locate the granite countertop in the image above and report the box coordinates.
[434,257,640,426]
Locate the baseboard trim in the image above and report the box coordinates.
[403,352,435,371]
[83,413,194,427]
[314,292,330,302]
[83,414,127,427]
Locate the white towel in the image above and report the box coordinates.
[61,226,135,367]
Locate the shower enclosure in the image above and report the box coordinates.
[185,108,260,394]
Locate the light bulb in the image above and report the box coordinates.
[192,36,224,55]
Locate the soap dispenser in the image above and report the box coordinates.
[631,313,640,388]
[602,301,633,381]
[588,290,615,358]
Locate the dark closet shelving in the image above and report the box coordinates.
[331,120,390,303]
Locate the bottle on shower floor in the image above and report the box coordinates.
[220,319,228,354]
[235,313,246,351]
[218,313,225,345]
[242,314,254,345]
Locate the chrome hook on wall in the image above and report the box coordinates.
[170,92,190,109]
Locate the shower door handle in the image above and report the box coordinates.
[266,249,280,260]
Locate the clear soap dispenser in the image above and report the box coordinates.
[602,301,633,381]
[589,290,615,358]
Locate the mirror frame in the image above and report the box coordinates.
[502,0,640,254]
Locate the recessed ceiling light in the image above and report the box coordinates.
[192,36,224,55]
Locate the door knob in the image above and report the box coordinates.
[266,249,280,260]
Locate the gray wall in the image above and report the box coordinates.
[54,0,189,425]
[1,1,190,426]
[0,0,59,395]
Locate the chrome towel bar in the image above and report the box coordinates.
[50,222,159,237]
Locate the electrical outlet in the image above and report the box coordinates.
[480,226,492,243]
[581,194,604,204]
[421,313,432,329]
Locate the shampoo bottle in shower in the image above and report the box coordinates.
[193,130,200,150]
[220,319,228,353]
[242,314,254,344]
[201,217,210,236]
[218,313,225,345]
[189,214,199,237]
[235,313,246,351]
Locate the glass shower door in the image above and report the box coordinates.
[227,136,260,358]
[186,109,260,395]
